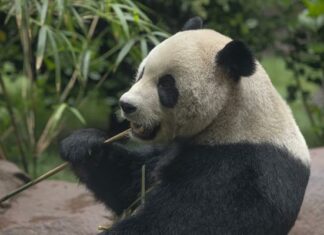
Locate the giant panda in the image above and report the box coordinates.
[60,17,310,235]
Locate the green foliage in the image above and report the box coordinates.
[282,0,324,143]
[261,56,320,147]
[0,0,167,176]
[304,0,324,16]
[141,0,300,55]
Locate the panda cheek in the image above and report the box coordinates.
[158,87,179,108]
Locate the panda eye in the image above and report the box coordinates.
[157,74,179,108]
[158,74,175,88]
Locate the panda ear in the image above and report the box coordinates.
[216,40,256,81]
[181,17,203,31]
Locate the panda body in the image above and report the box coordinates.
[60,18,310,235]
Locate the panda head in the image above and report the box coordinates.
[119,17,256,143]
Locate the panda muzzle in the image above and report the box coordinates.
[131,122,160,140]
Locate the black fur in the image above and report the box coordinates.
[157,75,179,108]
[216,40,256,81]
[60,128,163,214]
[181,17,203,31]
[60,129,309,235]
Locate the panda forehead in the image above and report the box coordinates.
[141,42,201,74]
[135,29,231,82]
[135,53,182,83]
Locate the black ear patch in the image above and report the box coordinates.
[181,17,203,31]
[216,40,256,81]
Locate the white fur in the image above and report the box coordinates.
[120,29,310,166]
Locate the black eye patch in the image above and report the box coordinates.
[157,75,179,108]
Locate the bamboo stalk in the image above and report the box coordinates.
[0,75,29,173]
[103,129,130,143]
[0,129,130,204]
[0,162,68,203]
[60,16,100,103]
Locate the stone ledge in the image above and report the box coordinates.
[290,147,324,235]
[0,180,113,235]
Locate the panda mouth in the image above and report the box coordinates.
[131,122,160,140]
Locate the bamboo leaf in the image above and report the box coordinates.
[94,42,123,64]
[152,31,170,38]
[112,4,129,38]
[71,7,86,34]
[68,107,86,125]
[132,7,140,24]
[40,0,48,25]
[50,103,68,132]
[47,29,61,93]
[81,49,91,82]
[36,103,68,155]
[32,0,41,13]
[4,4,16,24]
[121,1,150,21]
[115,39,135,70]
[57,31,77,63]
[14,0,22,27]
[36,26,47,71]
[147,35,160,46]
[140,37,148,58]
[56,0,64,24]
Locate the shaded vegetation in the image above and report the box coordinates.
[0,0,167,176]
[0,0,323,179]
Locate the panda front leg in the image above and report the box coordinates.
[59,128,159,215]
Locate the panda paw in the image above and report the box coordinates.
[59,128,107,165]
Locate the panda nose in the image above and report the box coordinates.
[119,101,137,114]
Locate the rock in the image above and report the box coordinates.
[0,160,30,211]
[0,180,114,235]
[0,160,30,195]
[290,147,324,235]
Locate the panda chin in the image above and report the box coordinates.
[130,122,160,140]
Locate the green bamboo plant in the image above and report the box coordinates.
[0,0,168,176]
